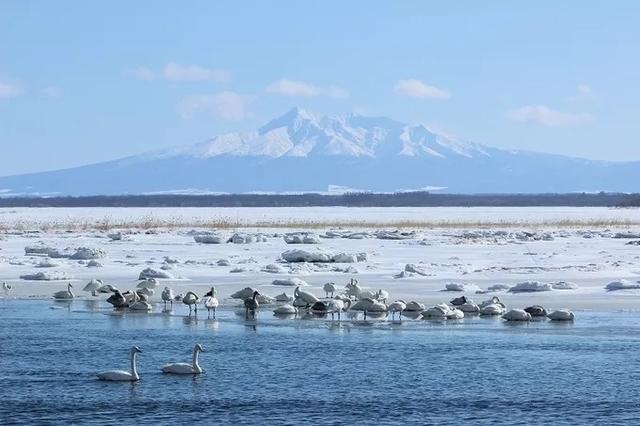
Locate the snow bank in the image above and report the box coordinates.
[20,271,71,281]
[284,233,321,244]
[605,280,640,291]
[272,278,308,287]
[138,267,174,280]
[281,248,366,263]
[508,281,553,293]
[70,247,107,260]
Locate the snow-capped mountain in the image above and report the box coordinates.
[1,107,638,195]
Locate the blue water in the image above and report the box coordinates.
[1,300,640,425]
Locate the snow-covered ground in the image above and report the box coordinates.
[1,207,639,311]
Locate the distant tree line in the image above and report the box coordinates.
[0,191,638,207]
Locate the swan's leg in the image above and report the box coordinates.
[364,310,367,320]
[213,307,216,319]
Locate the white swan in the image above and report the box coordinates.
[203,287,219,318]
[161,287,174,308]
[547,309,575,321]
[162,343,204,375]
[350,297,387,319]
[502,309,532,321]
[138,287,155,298]
[323,282,337,298]
[480,303,506,316]
[137,278,158,289]
[480,296,506,309]
[344,279,362,299]
[274,292,293,303]
[244,291,260,319]
[183,291,199,314]
[53,283,74,300]
[3,282,12,296]
[129,292,152,311]
[273,304,297,315]
[524,305,548,317]
[403,301,425,312]
[97,346,142,381]
[459,302,480,313]
[327,297,351,320]
[82,279,103,296]
[375,289,389,303]
[422,303,464,319]
[293,286,319,308]
[388,300,407,319]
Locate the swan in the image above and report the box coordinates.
[273,304,297,315]
[162,343,204,375]
[376,289,389,303]
[524,305,548,317]
[137,278,158,289]
[293,286,319,309]
[138,287,155,298]
[53,283,74,300]
[106,290,128,308]
[203,287,219,318]
[3,282,12,296]
[502,309,532,321]
[422,304,464,319]
[82,279,103,296]
[458,301,480,313]
[327,297,351,320]
[547,309,575,321]
[310,301,328,315]
[480,296,506,309]
[161,287,174,308]
[403,301,425,312]
[97,284,118,294]
[480,303,506,316]
[244,291,259,319]
[350,298,387,319]
[97,346,142,381]
[323,282,337,298]
[344,279,362,299]
[388,300,407,320]
[174,293,184,302]
[274,292,293,303]
[182,291,199,314]
[450,295,470,306]
[129,292,152,311]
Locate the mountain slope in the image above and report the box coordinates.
[1,107,638,195]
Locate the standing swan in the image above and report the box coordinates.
[97,346,142,381]
[323,282,336,298]
[3,282,12,296]
[244,291,259,319]
[203,287,219,318]
[162,343,205,374]
[161,287,174,308]
[183,291,199,315]
[53,283,74,300]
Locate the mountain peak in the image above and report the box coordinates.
[258,106,318,134]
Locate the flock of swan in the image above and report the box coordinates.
[44,277,575,323]
[97,343,204,381]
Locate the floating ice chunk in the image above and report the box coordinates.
[487,284,511,292]
[35,259,60,268]
[551,281,579,290]
[281,248,364,263]
[272,278,308,287]
[508,281,553,293]
[230,287,258,299]
[216,259,231,266]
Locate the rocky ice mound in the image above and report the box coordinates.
[70,247,107,260]
[284,233,321,244]
[272,278,308,287]
[281,248,366,263]
[139,267,175,280]
[445,282,480,292]
[20,271,72,281]
[551,281,579,290]
[508,281,553,293]
[193,233,225,244]
[605,280,640,291]
[228,233,268,244]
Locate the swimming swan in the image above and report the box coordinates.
[97,346,142,381]
[162,343,204,375]
[53,283,74,300]
[547,309,575,321]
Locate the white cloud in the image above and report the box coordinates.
[506,105,592,126]
[177,91,247,121]
[0,81,22,98]
[393,79,451,99]
[577,84,592,95]
[131,66,155,81]
[129,63,231,82]
[163,62,230,82]
[265,79,349,98]
[42,86,62,97]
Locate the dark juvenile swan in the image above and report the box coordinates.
[244,291,259,319]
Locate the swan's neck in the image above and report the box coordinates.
[68,284,74,297]
[131,351,139,379]
[192,348,200,369]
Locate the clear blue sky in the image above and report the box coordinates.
[1,1,639,175]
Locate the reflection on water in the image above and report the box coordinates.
[1,299,638,425]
